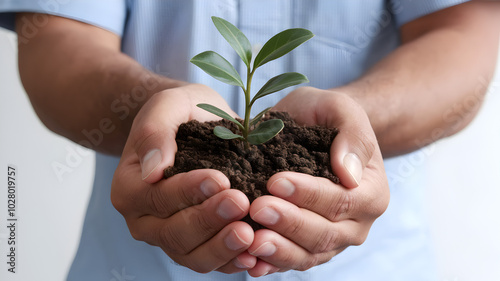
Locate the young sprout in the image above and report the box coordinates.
[191,16,314,146]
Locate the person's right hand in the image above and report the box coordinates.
[111,84,257,273]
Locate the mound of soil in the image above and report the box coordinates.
[164,111,339,229]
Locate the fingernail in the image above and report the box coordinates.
[251,207,279,225]
[224,230,249,251]
[250,242,277,257]
[269,178,295,197]
[217,198,245,220]
[343,153,362,186]
[141,149,162,180]
[200,177,221,198]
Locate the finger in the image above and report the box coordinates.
[267,172,381,222]
[112,169,230,218]
[246,258,281,278]
[247,229,340,274]
[249,196,368,254]
[130,91,189,183]
[321,94,377,188]
[172,221,254,274]
[126,85,240,183]
[274,88,378,188]
[129,189,249,255]
[216,250,258,273]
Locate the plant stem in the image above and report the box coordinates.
[243,66,254,142]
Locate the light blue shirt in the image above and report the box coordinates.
[0,1,467,280]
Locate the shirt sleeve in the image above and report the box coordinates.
[391,0,469,27]
[0,0,126,36]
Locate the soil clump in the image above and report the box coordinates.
[164,111,339,229]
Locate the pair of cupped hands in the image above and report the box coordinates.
[111,84,389,277]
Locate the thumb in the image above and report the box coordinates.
[328,97,377,189]
[331,128,375,188]
[128,92,187,184]
[136,126,177,184]
[126,84,238,184]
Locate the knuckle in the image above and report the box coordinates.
[110,192,127,215]
[310,228,340,254]
[369,198,388,219]
[347,110,377,160]
[277,248,299,269]
[132,120,165,157]
[362,184,390,220]
[135,121,158,141]
[359,133,376,161]
[110,176,130,215]
[158,223,190,255]
[300,182,323,208]
[146,187,171,217]
[282,209,305,237]
[175,175,202,205]
[128,226,144,242]
[177,203,198,225]
[329,192,355,221]
[351,233,368,246]
[193,206,218,235]
[372,190,390,218]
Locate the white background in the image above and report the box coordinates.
[0,29,94,281]
[1,27,500,281]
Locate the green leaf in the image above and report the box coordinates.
[214,126,244,140]
[247,119,284,145]
[253,28,314,69]
[250,107,272,126]
[212,16,252,68]
[197,104,244,130]
[190,51,244,87]
[250,72,309,106]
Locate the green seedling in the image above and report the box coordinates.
[191,16,314,146]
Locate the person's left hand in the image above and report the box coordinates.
[242,87,390,277]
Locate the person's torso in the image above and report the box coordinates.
[69,1,437,280]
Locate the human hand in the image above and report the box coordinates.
[111,84,257,273]
[243,87,390,276]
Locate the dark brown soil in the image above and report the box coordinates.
[164,111,339,229]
